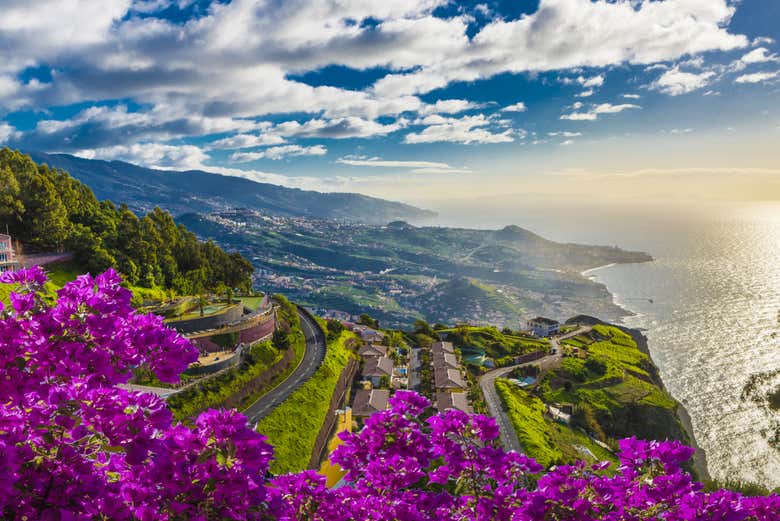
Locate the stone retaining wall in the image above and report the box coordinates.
[308,357,359,469]
[167,303,244,334]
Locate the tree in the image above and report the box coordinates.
[0,166,23,226]
[358,313,379,328]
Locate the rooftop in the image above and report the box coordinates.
[358,343,387,358]
[362,356,394,378]
[352,389,390,417]
[529,317,559,326]
[432,352,459,371]
[436,391,473,414]
[432,341,455,355]
[434,367,466,390]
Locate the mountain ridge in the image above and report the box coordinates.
[26,152,436,225]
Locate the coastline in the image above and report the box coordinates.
[575,262,712,482]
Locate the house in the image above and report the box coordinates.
[434,367,466,390]
[431,341,455,355]
[436,391,473,414]
[0,234,18,273]
[352,389,390,418]
[546,404,571,425]
[361,356,394,387]
[432,352,459,370]
[342,322,387,343]
[358,343,387,358]
[526,317,560,337]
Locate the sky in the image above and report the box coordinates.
[1,0,779,207]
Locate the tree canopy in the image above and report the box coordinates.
[0,148,253,294]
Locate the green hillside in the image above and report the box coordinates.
[0,148,252,297]
[497,324,688,467]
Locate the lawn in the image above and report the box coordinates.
[496,379,614,467]
[256,329,356,474]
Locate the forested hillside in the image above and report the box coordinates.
[0,148,252,294]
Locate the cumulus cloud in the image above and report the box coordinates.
[404,114,514,144]
[560,103,640,121]
[420,99,485,115]
[0,122,20,143]
[229,145,327,162]
[501,102,527,112]
[209,117,405,151]
[735,70,780,84]
[373,0,746,97]
[650,67,716,95]
[739,47,779,65]
[75,143,210,170]
[0,0,757,161]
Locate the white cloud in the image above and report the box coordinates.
[404,114,514,144]
[651,67,716,95]
[373,0,746,97]
[210,132,287,150]
[576,89,594,98]
[336,156,471,174]
[229,145,327,162]
[735,70,780,84]
[578,75,604,88]
[548,131,582,137]
[739,47,779,65]
[561,103,640,121]
[501,102,527,112]
[622,93,641,99]
[0,0,756,161]
[0,122,20,143]
[420,99,484,115]
[75,143,210,170]
[560,139,575,146]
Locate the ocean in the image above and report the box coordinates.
[426,197,780,486]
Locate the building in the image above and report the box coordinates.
[0,234,18,273]
[433,352,459,370]
[342,322,386,343]
[434,367,467,390]
[361,356,394,387]
[358,343,387,358]
[351,389,390,418]
[431,341,455,355]
[526,317,560,337]
[436,391,473,414]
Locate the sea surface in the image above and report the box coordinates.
[425,198,780,486]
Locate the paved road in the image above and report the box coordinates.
[244,306,326,424]
[479,326,592,452]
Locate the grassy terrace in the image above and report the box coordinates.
[496,379,614,467]
[164,339,294,421]
[256,329,357,475]
[495,324,688,467]
[439,325,550,366]
[1,260,170,306]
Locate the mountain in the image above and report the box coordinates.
[27,152,436,224]
[177,210,653,328]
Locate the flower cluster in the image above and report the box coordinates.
[0,268,275,519]
[1,267,779,520]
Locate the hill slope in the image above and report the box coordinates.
[27,152,435,224]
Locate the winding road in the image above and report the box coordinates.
[244,306,326,425]
[479,326,592,452]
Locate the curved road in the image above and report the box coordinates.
[244,306,326,425]
[479,326,592,452]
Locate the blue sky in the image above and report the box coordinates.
[0,0,778,204]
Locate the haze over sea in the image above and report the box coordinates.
[425,197,780,486]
